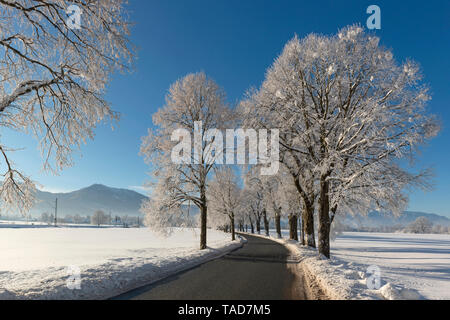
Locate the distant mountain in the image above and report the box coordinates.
[29,184,148,217]
[343,211,450,228]
[24,185,450,227]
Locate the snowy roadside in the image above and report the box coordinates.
[0,228,244,300]
[331,232,450,300]
[242,232,430,300]
[284,241,385,300]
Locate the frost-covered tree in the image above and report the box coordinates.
[208,166,241,240]
[243,169,270,236]
[206,203,228,230]
[142,184,198,236]
[40,211,50,224]
[245,166,302,240]
[0,0,134,213]
[239,196,256,234]
[405,217,433,234]
[240,43,317,246]
[241,173,265,234]
[241,96,317,248]
[431,224,448,234]
[235,209,247,232]
[257,167,295,239]
[242,25,439,258]
[73,214,83,224]
[277,175,304,241]
[91,210,107,227]
[261,176,284,238]
[329,213,345,241]
[140,72,233,249]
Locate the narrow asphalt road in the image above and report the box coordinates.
[113,234,309,300]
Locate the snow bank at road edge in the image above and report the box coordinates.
[0,236,245,300]
[240,233,420,300]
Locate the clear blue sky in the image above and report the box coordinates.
[4,0,450,216]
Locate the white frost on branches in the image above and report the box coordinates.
[241,25,439,257]
[140,72,233,248]
[0,0,134,213]
[207,167,241,237]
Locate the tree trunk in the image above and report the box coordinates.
[288,214,298,240]
[230,214,235,241]
[275,213,282,238]
[256,217,261,234]
[318,177,331,258]
[303,202,316,248]
[293,214,298,241]
[288,215,295,240]
[293,178,315,248]
[200,200,207,250]
[250,222,254,234]
[263,209,270,236]
[298,214,304,244]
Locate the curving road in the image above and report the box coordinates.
[113,234,311,300]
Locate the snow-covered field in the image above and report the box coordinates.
[331,232,450,300]
[1,224,447,300]
[0,220,115,229]
[268,230,449,299]
[0,226,242,299]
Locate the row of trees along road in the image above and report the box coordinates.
[0,2,438,259]
[141,26,439,258]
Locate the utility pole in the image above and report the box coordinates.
[54,198,58,227]
[187,199,191,217]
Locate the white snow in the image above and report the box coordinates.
[264,230,450,300]
[0,220,115,229]
[2,223,447,300]
[0,226,242,299]
[261,232,376,299]
[331,232,450,300]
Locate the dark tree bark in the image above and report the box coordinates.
[293,177,316,248]
[275,213,282,238]
[302,202,316,248]
[288,214,298,241]
[318,177,331,258]
[230,214,235,241]
[288,215,295,240]
[263,209,270,236]
[250,221,254,233]
[200,203,207,250]
[256,217,261,234]
[293,214,298,241]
